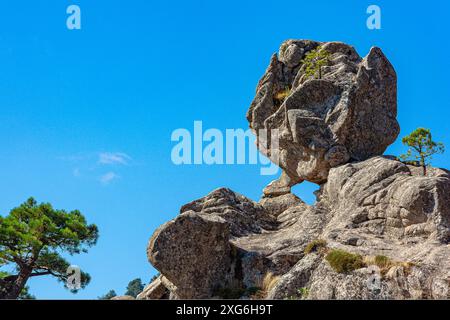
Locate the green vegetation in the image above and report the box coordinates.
[304,239,327,255]
[99,277,148,299]
[17,285,35,300]
[297,287,309,299]
[325,249,364,273]
[0,197,98,299]
[125,278,145,298]
[98,289,117,300]
[0,271,35,299]
[400,128,445,175]
[284,287,310,300]
[301,46,331,79]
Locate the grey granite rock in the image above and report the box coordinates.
[140,40,448,300]
[145,158,450,299]
[247,40,399,194]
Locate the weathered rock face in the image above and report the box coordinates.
[140,40,448,300]
[145,157,450,300]
[322,157,450,243]
[146,188,277,299]
[247,40,399,194]
[267,157,450,299]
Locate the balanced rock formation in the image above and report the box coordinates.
[139,40,449,300]
[247,40,399,195]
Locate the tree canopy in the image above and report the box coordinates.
[301,46,331,80]
[400,128,445,175]
[0,197,99,299]
[125,278,145,298]
[98,289,117,300]
[99,277,148,299]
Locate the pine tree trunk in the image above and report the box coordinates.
[4,268,31,299]
[421,157,427,176]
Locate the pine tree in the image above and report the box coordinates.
[301,46,331,80]
[125,278,145,298]
[0,198,98,299]
[400,128,445,175]
[98,289,117,300]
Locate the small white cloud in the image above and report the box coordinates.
[98,152,131,165]
[99,172,119,185]
[60,152,131,183]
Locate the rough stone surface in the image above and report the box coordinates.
[247,39,399,194]
[259,192,304,217]
[139,40,449,300]
[267,253,321,299]
[322,157,450,243]
[148,211,232,299]
[147,188,276,299]
[144,157,450,300]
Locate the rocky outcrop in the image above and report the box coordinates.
[141,40,449,300]
[145,157,450,299]
[267,157,450,299]
[146,188,277,299]
[322,157,450,243]
[247,40,399,195]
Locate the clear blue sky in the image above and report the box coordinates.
[0,0,449,299]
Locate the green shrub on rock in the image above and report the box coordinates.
[325,249,364,273]
[304,239,327,255]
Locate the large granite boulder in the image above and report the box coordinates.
[247,40,399,195]
[146,188,277,299]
